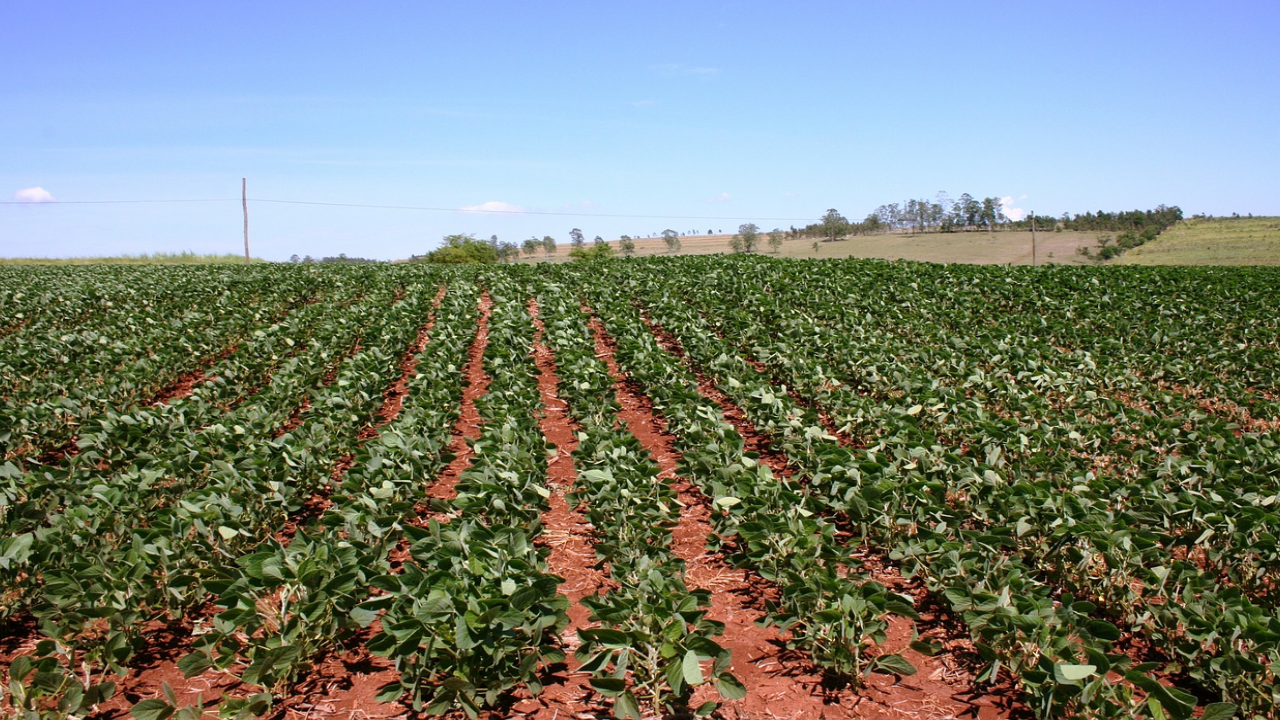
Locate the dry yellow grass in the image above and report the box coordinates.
[518,229,1100,265]
[1115,216,1280,266]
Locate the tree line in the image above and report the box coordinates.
[409,197,1184,264]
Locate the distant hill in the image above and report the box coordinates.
[518,229,1101,266]
[1114,216,1280,266]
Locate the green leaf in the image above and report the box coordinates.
[350,605,380,628]
[1200,702,1237,720]
[716,673,747,700]
[1053,663,1097,683]
[682,649,704,686]
[909,639,942,656]
[613,691,642,720]
[176,652,213,679]
[589,677,627,697]
[131,698,175,720]
[871,654,917,676]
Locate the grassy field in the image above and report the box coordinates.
[518,229,1102,265]
[0,252,263,266]
[1114,216,1280,265]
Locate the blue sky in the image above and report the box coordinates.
[3,1,1278,260]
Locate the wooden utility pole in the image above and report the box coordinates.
[242,178,250,264]
[1029,210,1039,266]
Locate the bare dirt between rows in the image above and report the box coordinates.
[636,311,1024,719]
[5,292,457,720]
[424,292,494,508]
[513,299,612,719]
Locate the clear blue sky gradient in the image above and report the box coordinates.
[4,1,1278,260]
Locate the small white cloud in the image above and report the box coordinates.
[13,186,55,203]
[708,192,731,203]
[459,200,524,214]
[1000,195,1026,221]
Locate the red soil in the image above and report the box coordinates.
[632,311,1024,719]
[425,292,493,506]
[149,342,241,407]
[519,299,611,720]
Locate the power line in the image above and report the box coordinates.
[3,195,816,223]
[253,198,813,222]
[0,198,235,205]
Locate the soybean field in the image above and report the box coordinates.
[1,257,1278,720]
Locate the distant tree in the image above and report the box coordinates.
[568,243,615,261]
[980,197,1004,236]
[523,237,541,256]
[821,209,849,242]
[619,235,636,256]
[418,233,498,264]
[733,223,760,253]
[593,235,605,246]
[768,228,784,254]
[569,228,585,249]
[662,229,681,253]
[303,255,314,264]
[542,235,557,255]
[289,254,301,263]
[812,241,820,253]
[497,241,520,262]
[956,193,981,230]
[729,234,744,253]
[318,253,381,264]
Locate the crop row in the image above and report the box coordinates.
[3,259,1277,720]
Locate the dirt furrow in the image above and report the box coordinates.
[640,312,799,482]
[634,310,1022,719]
[424,292,493,506]
[520,299,609,720]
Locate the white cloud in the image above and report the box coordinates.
[1000,195,1026,221]
[708,192,731,203]
[13,186,55,203]
[458,200,524,214]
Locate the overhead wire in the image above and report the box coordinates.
[2,196,816,223]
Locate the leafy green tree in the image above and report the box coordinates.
[419,233,498,264]
[980,197,1004,236]
[732,223,760,253]
[522,237,541,256]
[542,235,557,256]
[568,243,615,261]
[821,209,849,242]
[497,241,520,262]
[569,228,585,249]
[619,235,636,256]
[957,193,981,230]
[661,229,681,254]
[768,229,784,254]
[593,235,605,247]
